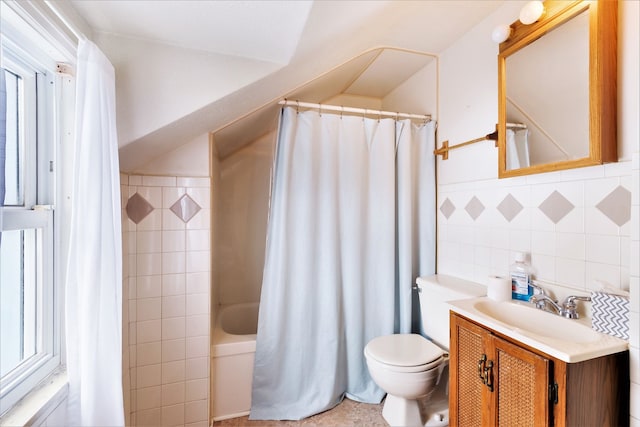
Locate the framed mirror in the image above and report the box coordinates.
[498,0,617,178]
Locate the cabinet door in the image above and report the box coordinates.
[449,313,488,427]
[490,335,551,427]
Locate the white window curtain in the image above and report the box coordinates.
[250,107,436,420]
[65,39,124,426]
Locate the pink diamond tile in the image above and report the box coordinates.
[170,194,201,223]
[440,198,455,219]
[596,185,631,226]
[538,190,575,224]
[465,196,485,221]
[497,194,523,222]
[126,193,154,224]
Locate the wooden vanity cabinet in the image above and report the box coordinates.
[449,312,629,427]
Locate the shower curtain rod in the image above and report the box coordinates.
[279,100,431,121]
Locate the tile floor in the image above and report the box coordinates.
[211,399,386,426]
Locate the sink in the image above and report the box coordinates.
[448,297,628,363]
[472,300,598,343]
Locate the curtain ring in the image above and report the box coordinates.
[318,103,322,117]
[362,109,366,121]
[296,100,300,114]
[340,105,344,119]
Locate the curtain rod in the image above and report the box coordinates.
[433,122,526,160]
[279,100,431,121]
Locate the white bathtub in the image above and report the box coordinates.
[210,302,259,421]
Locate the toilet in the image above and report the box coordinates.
[364,275,486,426]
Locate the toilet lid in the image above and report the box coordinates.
[365,334,443,367]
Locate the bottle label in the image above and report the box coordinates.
[511,271,530,301]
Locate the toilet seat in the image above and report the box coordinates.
[364,334,444,373]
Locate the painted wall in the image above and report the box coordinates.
[212,132,275,306]
[122,175,211,427]
[422,1,638,423]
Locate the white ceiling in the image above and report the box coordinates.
[70,0,314,64]
[66,0,506,168]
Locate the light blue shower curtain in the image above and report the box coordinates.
[250,107,435,420]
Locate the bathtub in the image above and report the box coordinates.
[210,302,259,421]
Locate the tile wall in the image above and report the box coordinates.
[438,162,632,294]
[630,152,639,425]
[123,175,211,427]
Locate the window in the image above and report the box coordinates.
[0,16,61,415]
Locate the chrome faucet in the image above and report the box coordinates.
[528,283,591,319]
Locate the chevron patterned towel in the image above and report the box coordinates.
[591,291,630,340]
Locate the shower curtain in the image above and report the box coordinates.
[506,128,530,169]
[250,107,435,420]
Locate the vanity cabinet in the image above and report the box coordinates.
[449,312,629,427]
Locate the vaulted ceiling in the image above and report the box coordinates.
[67,0,505,170]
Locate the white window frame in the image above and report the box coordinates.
[0,12,63,416]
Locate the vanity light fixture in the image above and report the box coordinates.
[519,0,545,25]
[491,24,512,43]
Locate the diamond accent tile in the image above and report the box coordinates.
[440,198,455,219]
[170,194,201,223]
[596,185,631,226]
[126,192,154,224]
[465,196,485,221]
[538,190,575,224]
[497,194,523,222]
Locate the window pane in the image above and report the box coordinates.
[1,68,24,206]
[0,229,37,377]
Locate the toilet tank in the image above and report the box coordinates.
[416,274,486,350]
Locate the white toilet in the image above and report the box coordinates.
[364,275,486,427]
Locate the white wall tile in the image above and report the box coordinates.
[186,209,210,230]
[161,339,185,362]
[185,336,209,359]
[162,295,186,318]
[162,252,186,275]
[531,231,556,256]
[162,209,186,230]
[136,408,161,427]
[137,186,163,209]
[184,400,208,423]
[137,320,161,343]
[554,208,584,233]
[162,230,185,253]
[186,251,210,273]
[556,233,585,260]
[161,382,185,406]
[186,272,210,295]
[137,253,163,276]
[586,234,621,265]
[187,187,211,208]
[186,230,210,251]
[136,209,163,231]
[162,186,185,208]
[162,317,186,340]
[185,379,208,401]
[137,342,162,367]
[162,274,186,296]
[177,177,210,188]
[162,360,186,385]
[142,176,176,187]
[136,386,161,410]
[186,294,209,316]
[161,403,185,427]
[186,315,209,337]
[129,175,143,186]
[631,382,640,420]
[555,259,586,289]
[585,262,621,289]
[137,275,162,298]
[137,297,161,321]
[137,364,161,388]
[185,357,208,380]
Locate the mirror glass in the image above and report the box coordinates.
[497,0,617,178]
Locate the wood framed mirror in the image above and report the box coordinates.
[497,0,617,178]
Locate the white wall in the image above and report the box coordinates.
[133,133,210,178]
[213,132,275,306]
[95,33,281,148]
[424,1,638,424]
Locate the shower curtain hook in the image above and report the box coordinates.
[340,105,344,119]
[296,100,300,115]
[318,103,322,117]
[362,109,366,122]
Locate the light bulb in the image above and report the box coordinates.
[519,0,545,25]
[491,24,512,43]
